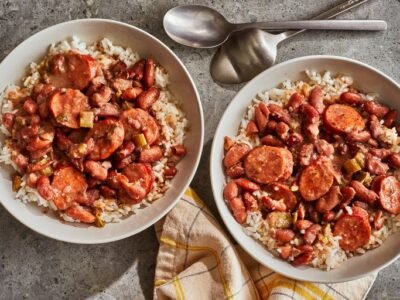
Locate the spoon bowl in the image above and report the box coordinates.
[211,29,284,84]
[163,5,234,48]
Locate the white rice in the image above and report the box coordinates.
[0,37,188,225]
[231,70,400,270]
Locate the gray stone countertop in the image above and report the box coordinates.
[0,0,399,299]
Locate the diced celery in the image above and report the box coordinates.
[41,166,53,176]
[12,174,22,192]
[94,208,104,228]
[133,133,147,148]
[344,158,362,174]
[354,151,366,168]
[79,111,94,128]
[355,171,372,187]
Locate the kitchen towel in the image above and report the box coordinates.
[153,188,376,300]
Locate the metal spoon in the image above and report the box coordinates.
[210,0,374,84]
[163,4,386,49]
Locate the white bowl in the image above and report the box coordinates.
[210,55,400,282]
[0,19,204,244]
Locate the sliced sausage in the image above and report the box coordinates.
[309,86,324,114]
[51,166,88,210]
[266,183,297,211]
[378,176,400,214]
[139,146,163,163]
[223,143,251,168]
[122,163,154,194]
[299,161,334,201]
[137,86,160,110]
[49,89,90,128]
[120,108,160,144]
[333,213,371,251]
[315,186,342,213]
[350,180,378,204]
[364,101,389,118]
[46,53,97,90]
[244,146,293,184]
[323,104,365,134]
[85,119,125,160]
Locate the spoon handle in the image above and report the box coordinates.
[283,0,370,39]
[234,20,387,32]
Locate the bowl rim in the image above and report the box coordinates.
[0,18,204,244]
[210,54,400,282]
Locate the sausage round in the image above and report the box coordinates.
[333,214,371,251]
[51,166,88,210]
[120,108,160,145]
[244,146,293,184]
[299,161,334,201]
[378,176,400,214]
[266,183,297,211]
[85,119,125,160]
[323,104,365,134]
[46,53,98,90]
[49,89,90,128]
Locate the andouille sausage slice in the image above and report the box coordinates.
[49,89,90,128]
[51,166,88,210]
[266,183,297,211]
[323,104,365,134]
[333,213,371,251]
[299,161,334,201]
[223,143,251,169]
[46,52,97,90]
[244,146,292,184]
[122,162,154,194]
[120,108,160,145]
[85,119,125,160]
[378,176,400,214]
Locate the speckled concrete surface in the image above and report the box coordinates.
[0,0,399,299]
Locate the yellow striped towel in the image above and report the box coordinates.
[154,188,376,300]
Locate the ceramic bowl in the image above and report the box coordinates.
[210,55,400,282]
[0,19,203,244]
